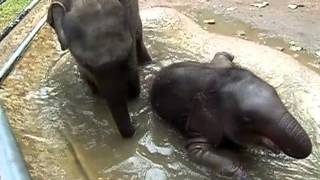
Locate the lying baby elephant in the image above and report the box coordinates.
[151,52,312,179]
[47,0,152,137]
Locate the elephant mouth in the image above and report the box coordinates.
[260,137,281,154]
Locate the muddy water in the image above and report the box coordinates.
[1,7,320,180]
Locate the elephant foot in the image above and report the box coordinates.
[214,51,235,62]
[186,137,249,180]
[210,52,235,68]
[109,105,136,138]
[118,123,135,138]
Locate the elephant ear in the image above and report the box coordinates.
[186,92,224,146]
[47,2,68,50]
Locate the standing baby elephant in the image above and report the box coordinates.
[150,52,312,179]
[47,0,152,137]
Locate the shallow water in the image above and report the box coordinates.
[1,7,319,180]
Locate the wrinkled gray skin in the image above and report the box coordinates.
[150,52,312,179]
[47,0,152,137]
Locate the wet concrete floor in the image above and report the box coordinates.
[178,6,320,73]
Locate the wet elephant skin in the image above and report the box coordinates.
[47,0,152,137]
[150,52,312,179]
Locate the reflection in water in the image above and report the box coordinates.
[0,7,319,180]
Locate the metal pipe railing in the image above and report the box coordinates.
[0,15,47,83]
[0,0,41,41]
[0,105,32,180]
[0,0,7,5]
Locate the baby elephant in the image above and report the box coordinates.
[150,52,312,179]
[47,0,152,137]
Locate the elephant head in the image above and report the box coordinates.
[47,0,133,66]
[221,74,312,159]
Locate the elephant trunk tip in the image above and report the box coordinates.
[273,112,313,159]
[285,138,312,159]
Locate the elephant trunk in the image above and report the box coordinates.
[269,112,312,159]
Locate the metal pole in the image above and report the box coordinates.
[0,15,47,83]
[0,105,31,180]
[0,0,41,41]
[0,0,6,5]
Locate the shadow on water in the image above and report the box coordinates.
[0,7,319,180]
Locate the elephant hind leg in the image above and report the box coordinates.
[186,137,248,180]
[127,66,141,99]
[136,18,152,66]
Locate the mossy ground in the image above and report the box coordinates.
[0,0,31,30]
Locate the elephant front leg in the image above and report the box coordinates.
[98,79,135,138]
[186,137,249,180]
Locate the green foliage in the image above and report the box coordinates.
[0,0,31,30]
